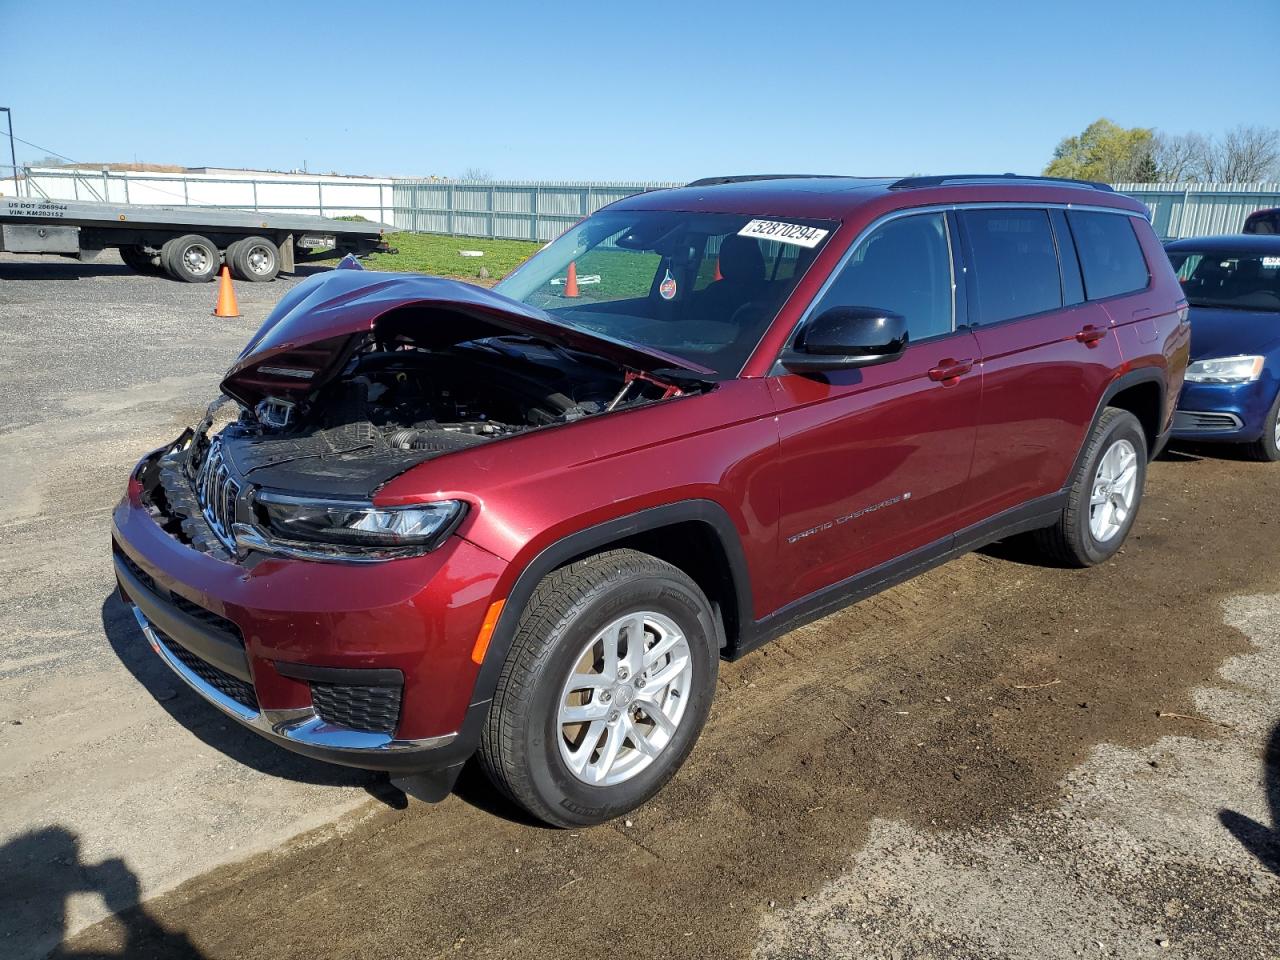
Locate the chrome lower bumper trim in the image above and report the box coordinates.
[131,604,457,754]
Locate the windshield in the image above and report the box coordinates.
[495,210,838,375]
[1168,249,1280,312]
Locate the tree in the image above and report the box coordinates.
[1207,125,1280,182]
[1151,131,1213,182]
[461,167,493,182]
[1045,119,1156,182]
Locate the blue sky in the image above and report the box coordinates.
[2,0,1277,181]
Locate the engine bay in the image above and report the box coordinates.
[191,331,698,498]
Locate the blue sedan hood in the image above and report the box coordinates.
[1187,306,1280,362]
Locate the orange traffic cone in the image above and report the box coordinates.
[564,260,579,298]
[213,266,240,318]
[714,258,723,282]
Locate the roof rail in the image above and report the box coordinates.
[685,174,843,187]
[889,173,1114,193]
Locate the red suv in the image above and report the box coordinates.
[112,174,1189,825]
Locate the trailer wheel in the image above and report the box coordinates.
[228,236,280,282]
[162,234,220,282]
[119,245,151,272]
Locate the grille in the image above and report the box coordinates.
[1174,410,1243,432]
[168,593,244,644]
[116,550,157,595]
[155,628,258,710]
[195,441,241,550]
[310,681,402,736]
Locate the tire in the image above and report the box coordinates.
[1242,391,1280,462]
[478,548,719,827]
[228,235,280,282]
[1031,407,1148,567]
[119,245,151,272]
[162,234,220,282]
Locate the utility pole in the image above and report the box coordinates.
[0,107,17,197]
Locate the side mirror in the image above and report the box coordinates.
[780,306,909,372]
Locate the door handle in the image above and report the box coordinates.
[928,358,974,382]
[1075,325,1107,346]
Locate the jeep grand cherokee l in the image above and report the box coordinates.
[112,173,1189,826]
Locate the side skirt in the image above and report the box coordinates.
[728,491,1066,660]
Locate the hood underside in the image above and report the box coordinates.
[222,269,713,407]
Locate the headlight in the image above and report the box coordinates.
[244,491,465,560]
[1184,355,1265,384]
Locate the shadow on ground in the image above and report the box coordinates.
[100,593,370,792]
[0,259,329,283]
[1220,720,1280,876]
[0,260,136,281]
[0,826,206,960]
[100,591,523,817]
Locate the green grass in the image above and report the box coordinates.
[322,232,543,282]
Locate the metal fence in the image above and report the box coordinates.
[7,167,1279,242]
[391,180,679,241]
[393,179,1280,242]
[1111,182,1280,239]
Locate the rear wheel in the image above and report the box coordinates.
[162,234,220,282]
[228,235,280,282]
[1031,407,1147,567]
[1243,392,1280,462]
[478,549,719,827]
[119,245,151,272]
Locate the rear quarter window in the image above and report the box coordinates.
[1067,211,1150,300]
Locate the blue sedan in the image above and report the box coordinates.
[1166,234,1280,461]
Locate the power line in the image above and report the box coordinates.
[11,134,78,165]
[10,134,197,205]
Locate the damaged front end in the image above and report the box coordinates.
[135,271,711,564]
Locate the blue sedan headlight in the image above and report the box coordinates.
[1184,355,1264,384]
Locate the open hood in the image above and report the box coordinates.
[221,269,713,406]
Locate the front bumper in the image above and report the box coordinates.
[111,450,509,774]
[126,600,456,768]
[1173,379,1277,442]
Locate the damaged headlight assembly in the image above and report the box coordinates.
[234,490,466,562]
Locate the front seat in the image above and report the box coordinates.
[696,234,768,322]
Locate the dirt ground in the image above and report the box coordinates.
[2,251,1277,960]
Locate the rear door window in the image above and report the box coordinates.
[1066,211,1150,300]
[960,209,1062,324]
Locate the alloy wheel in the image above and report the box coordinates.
[556,611,692,786]
[1089,437,1138,542]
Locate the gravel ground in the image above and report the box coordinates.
[0,253,375,960]
[1,251,1277,960]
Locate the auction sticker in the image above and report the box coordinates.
[738,219,829,248]
[1263,256,1280,268]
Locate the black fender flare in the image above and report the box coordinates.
[455,499,753,741]
[1068,367,1168,480]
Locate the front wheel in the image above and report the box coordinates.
[478,549,719,827]
[1243,391,1280,462]
[1031,407,1148,567]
